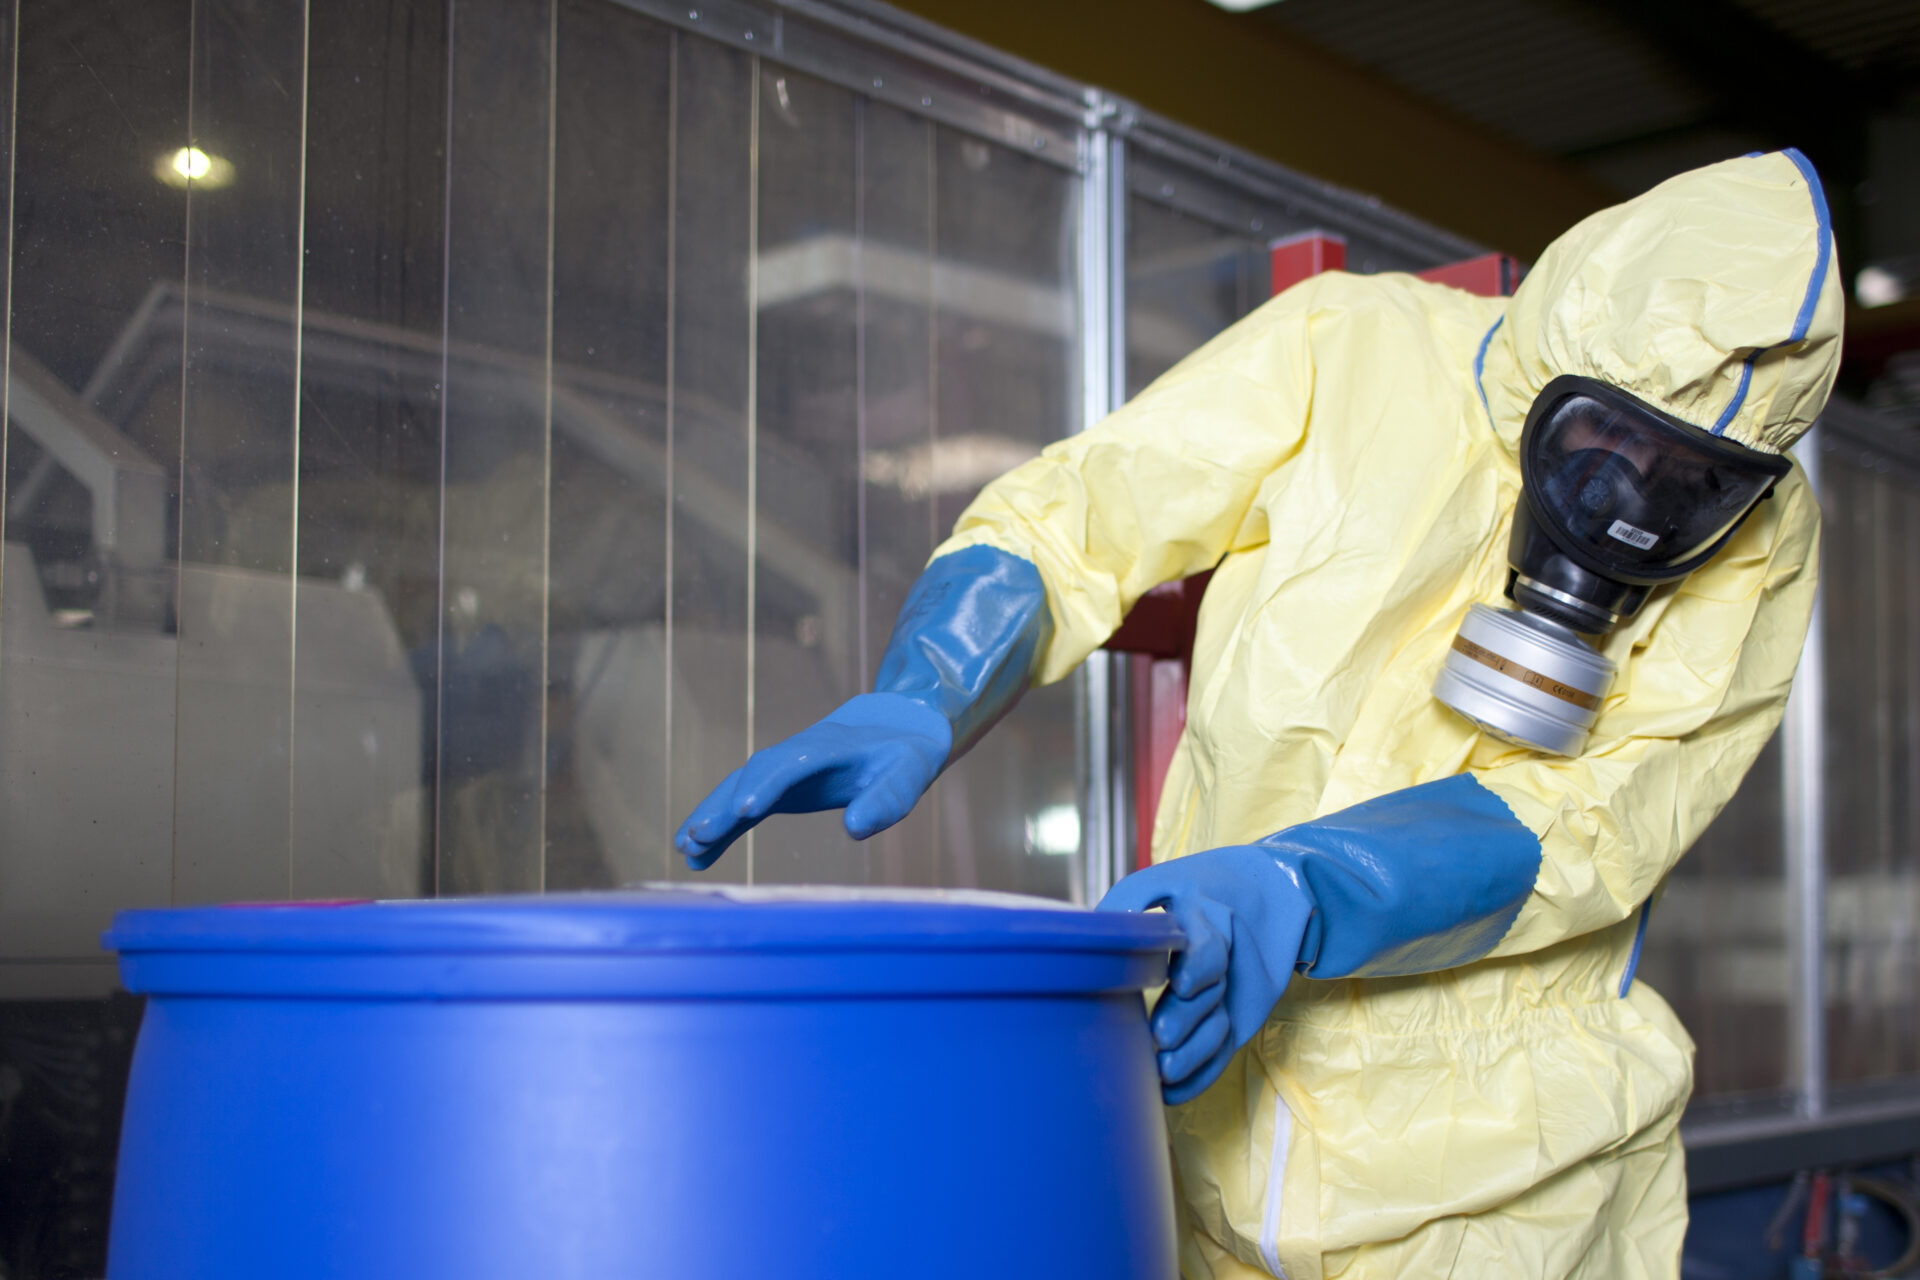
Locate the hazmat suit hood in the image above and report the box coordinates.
[1478,149,1843,457]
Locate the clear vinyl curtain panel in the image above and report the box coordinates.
[0,0,1089,1003]
[1818,421,1920,1091]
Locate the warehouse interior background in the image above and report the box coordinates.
[1,0,1918,1275]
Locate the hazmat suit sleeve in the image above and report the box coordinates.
[932,289,1320,685]
[1475,465,1820,959]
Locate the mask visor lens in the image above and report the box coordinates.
[1526,393,1783,573]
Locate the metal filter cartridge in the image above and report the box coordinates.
[1432,603,1615,756]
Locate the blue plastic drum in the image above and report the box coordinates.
[103,886,1182,1279]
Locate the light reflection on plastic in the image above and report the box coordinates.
[1026,804,1080,857]
[154,146,235,190]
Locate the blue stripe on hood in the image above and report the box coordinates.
[1474,314,1503,431]
[1781,148,1833,344]
[1710,148,1833,436]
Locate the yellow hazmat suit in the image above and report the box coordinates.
[934,151,1841,1277]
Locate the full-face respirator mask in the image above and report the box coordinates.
[1433,375,1792,755]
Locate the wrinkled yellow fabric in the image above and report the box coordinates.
[934,152,1838,1277]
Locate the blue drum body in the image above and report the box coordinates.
[104,888,1182,1280]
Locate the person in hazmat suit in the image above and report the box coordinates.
[676,149,1840,1278]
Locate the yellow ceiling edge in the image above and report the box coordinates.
[889,0,1619,259]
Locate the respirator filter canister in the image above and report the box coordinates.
[1432,603,1614,757]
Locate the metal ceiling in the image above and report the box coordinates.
[1735,0,1920,73]
[1255,0,1920,190]
[1248,0,1920,362]
[1257,0,1715,156]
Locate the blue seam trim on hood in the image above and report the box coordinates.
[1781,148,1833,344]
[1619,899,1652,997]
[1710,357,1758,435]
[1709,148,1834,436]
[1474,315,1502,430]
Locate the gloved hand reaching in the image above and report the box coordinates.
[1099,775,1543,1103]
[675,545,1053,870]
[674,695,951,871]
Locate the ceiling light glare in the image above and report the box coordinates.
[1203,0,1286,10]
[1856,265,1907,309]
[154,146,235,190]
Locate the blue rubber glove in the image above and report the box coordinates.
[1101,847,1313,1105]
[1098,775,1542,1104]
[673,694,951,871]
[675,545,1052,870]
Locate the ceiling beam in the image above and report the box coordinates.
[885,0,1617,258]
[1565,0,1877,182]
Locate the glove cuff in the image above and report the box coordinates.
[872,545,1053,761]
[1256,775,1540,979]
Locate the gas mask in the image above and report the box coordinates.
[1434,375,1791,755]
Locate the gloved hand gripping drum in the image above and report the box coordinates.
[1435,375,1790,755]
